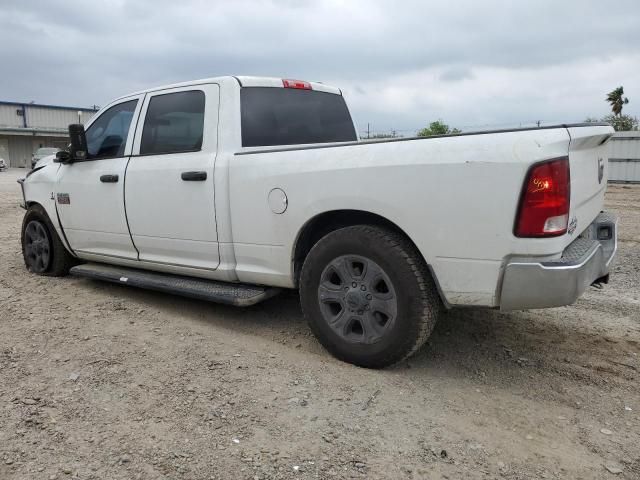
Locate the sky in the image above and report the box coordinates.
[1,0,639,136]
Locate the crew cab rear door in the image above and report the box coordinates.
[125,84,220,270]
[55,95,144,259]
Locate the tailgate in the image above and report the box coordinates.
[566,125,614,238]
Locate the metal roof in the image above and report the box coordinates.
[115,75,341,101]
[0,100,98,112]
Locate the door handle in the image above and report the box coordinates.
[100,174,119,183]
[181,171,207,181]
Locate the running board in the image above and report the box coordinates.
[69,263,280,307]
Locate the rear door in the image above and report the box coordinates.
[56,96,143,259]
[125,84,220,269]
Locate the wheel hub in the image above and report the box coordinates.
[345,286,368,313]
[318,255,397,344]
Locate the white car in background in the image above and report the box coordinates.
[31,147,60,169]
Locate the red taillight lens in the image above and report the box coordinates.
[282,79,312,90]
[515,157,570,237]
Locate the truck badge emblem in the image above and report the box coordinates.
[56,193,71,205]
[567,216,578,235]
[597,157,604,184]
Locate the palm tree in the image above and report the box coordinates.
[606,86,629,116]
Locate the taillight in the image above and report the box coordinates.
[515,157,570,237]
[282,79,312,90]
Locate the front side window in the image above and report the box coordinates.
[140,91,205,155]
[86,100,137,159]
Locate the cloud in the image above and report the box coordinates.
[1,0,639,134]
[344,54,640,133]
[439,67,474,83]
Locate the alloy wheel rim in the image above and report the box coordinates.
[24,220,51,273]
[317,254,397,344]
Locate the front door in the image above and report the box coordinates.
[124,85,220,269]
[56,96,144,259]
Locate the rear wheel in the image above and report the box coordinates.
[21,205,76,276]
[300,225,442,368]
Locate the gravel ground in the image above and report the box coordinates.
[0,168,639,480]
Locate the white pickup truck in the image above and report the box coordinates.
[18,76,617,368]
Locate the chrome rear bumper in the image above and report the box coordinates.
[500,211,617,311]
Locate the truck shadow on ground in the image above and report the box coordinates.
[89,280,626,390]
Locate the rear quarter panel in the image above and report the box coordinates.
[228,128,574,306]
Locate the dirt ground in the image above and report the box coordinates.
[0,168,638,480]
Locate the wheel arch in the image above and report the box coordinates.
[24,200,57,227]
[292,209,446,305]
[23,200,76,258]
[25,200,45,210]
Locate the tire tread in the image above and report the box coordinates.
[21,204,77,277]
[300,224,442,368]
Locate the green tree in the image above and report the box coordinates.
[417,120,461,137]
[603,114,639,131]
[606,86,629,116]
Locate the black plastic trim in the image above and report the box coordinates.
[53,200,77,258]
[25,165,46,178]
[181,171,207,181]
[99,174,119,183]
[70,263,281,307]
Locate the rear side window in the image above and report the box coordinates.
[86,100,137,159]
[241,87,357,147]
[140,90,205,155]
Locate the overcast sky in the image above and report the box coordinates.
[1,0,639,135]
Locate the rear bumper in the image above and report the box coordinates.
[500,211,617,311]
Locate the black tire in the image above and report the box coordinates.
[299,225,442,368]
[21,204,77,276]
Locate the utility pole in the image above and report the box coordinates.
[367,123,370,139]
[536,120,541,127]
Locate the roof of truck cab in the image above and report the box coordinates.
[113,76,341,102]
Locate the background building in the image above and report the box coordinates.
[608,131,640,183]
[0,101,97,167]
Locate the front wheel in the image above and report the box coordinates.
[299,225,442,368]
[21,205,76,276]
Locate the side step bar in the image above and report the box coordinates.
[70,263,281,307]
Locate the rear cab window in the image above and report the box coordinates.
[240,87,357,147]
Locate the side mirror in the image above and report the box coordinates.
[54,151,71,163]
[68,124,88,162]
